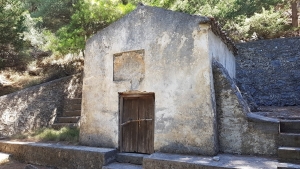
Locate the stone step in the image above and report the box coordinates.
[278,147,300,164]
[64,103,82,111]
[56,116,80,123]
[52,123,79,130]
[0,152,11,164]
[65,98,82,105]
[0,141,117,169]
[280,121,300,133]
[279,133,300,147]
[102,162,142,169]
[63,110,81,117]
[116,153,149,165]
[277,162,300,169]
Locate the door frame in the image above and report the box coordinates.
[118,91,155,154]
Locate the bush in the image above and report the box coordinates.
[224,7,290,41]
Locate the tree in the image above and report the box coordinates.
[53,0,135,56]
[291,0,299,27]
[0,0,27,68]
[23,0,77,31]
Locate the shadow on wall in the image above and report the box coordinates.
[0,73,82,137]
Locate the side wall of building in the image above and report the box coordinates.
[0,74,82,136]
[236,37,300,106]
[213,60,278,155]
[208,31,236,78]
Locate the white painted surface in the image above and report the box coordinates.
[80,6,234,155]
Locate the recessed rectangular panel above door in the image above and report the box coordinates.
[119,92,154,154]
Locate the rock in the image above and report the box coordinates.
[24,164,38,169]
[212,156,220,161]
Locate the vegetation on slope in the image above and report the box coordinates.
[0,0,298,95]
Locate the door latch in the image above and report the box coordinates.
[121,118,152,126]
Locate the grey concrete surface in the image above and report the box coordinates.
[116,153,149,165]
[102,162,142,169]
[0,141,117,169]
[144,153,279,169]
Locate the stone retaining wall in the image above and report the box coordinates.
[0,74,82,137]
[213,60,278,155]
[236,37,300,106]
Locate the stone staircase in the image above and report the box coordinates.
[102,153,147,169]
[52,98,82,129]
[278,120,300,169]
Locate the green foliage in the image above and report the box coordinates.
[51,0,135,55]
[133,0,291,42]
[0,0,296,70]
[23,0,76,31]
[244,7,289,39]
[0,0,29,69]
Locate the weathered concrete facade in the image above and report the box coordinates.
[80,6,235,155]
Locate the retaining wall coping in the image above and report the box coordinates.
[247,112,280,123]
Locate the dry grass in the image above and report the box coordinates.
[0,53,83,96]
[10,127,80,144]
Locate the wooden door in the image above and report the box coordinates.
[119,93,154,154]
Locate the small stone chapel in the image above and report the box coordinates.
[80,5,237,156]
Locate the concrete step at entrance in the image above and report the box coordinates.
[63,110,81,117]
[51,123,79,130]
[280,121,300,133]
[278,147,300,164]
[279,133,300,147]
[102,162,142,169]
[116,153,149,165]
[56,116,80,123]
[0,152,11,164]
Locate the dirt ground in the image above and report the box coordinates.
[0,160,54,169]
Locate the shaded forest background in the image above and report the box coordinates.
[0,0,299,95]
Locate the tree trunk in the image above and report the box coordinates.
[291,1,299,27]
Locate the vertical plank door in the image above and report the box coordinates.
[120,93,154,154]
[121,97,139,152]
[137,96,154,154]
